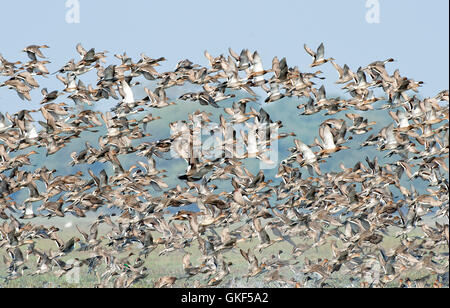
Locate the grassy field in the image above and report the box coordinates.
[1,217,447,288]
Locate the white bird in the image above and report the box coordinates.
[293,139,321,175]
[249,51,268,85]
[119,78,135,105]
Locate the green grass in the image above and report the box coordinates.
[1,221,447,288]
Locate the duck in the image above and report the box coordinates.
[0,78,32,100]
[22,44,49,61]
[315,123,350,155]
[143,87,176,108]
[262,80,285,103]
[50,234,81,255]
[292,139,322,176]
[331,61,355,84]
[248,51,269,85]
[304,42,334,67]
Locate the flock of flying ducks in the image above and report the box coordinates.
[0,42,448,288]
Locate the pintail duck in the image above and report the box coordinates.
[290,139,322,176]
[272,56,289,81]
[345,113,376,134]
[0,112,12,133]
[204,50,225,72]
[22,44,49,61]
[143,87,176,108]
[0,53,21,75]
[315,123,350,155]
[228,48,252,71]
[50,234,81,255]
[262,79,285,103]
[248,51,269,85]
[331,61,355,84]
[297,97,320,115]
[154,276,177,288]
[304,42,334,67]
[0,78,32,100]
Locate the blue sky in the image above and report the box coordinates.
[0,0,448,113]
[1,0,447,214]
